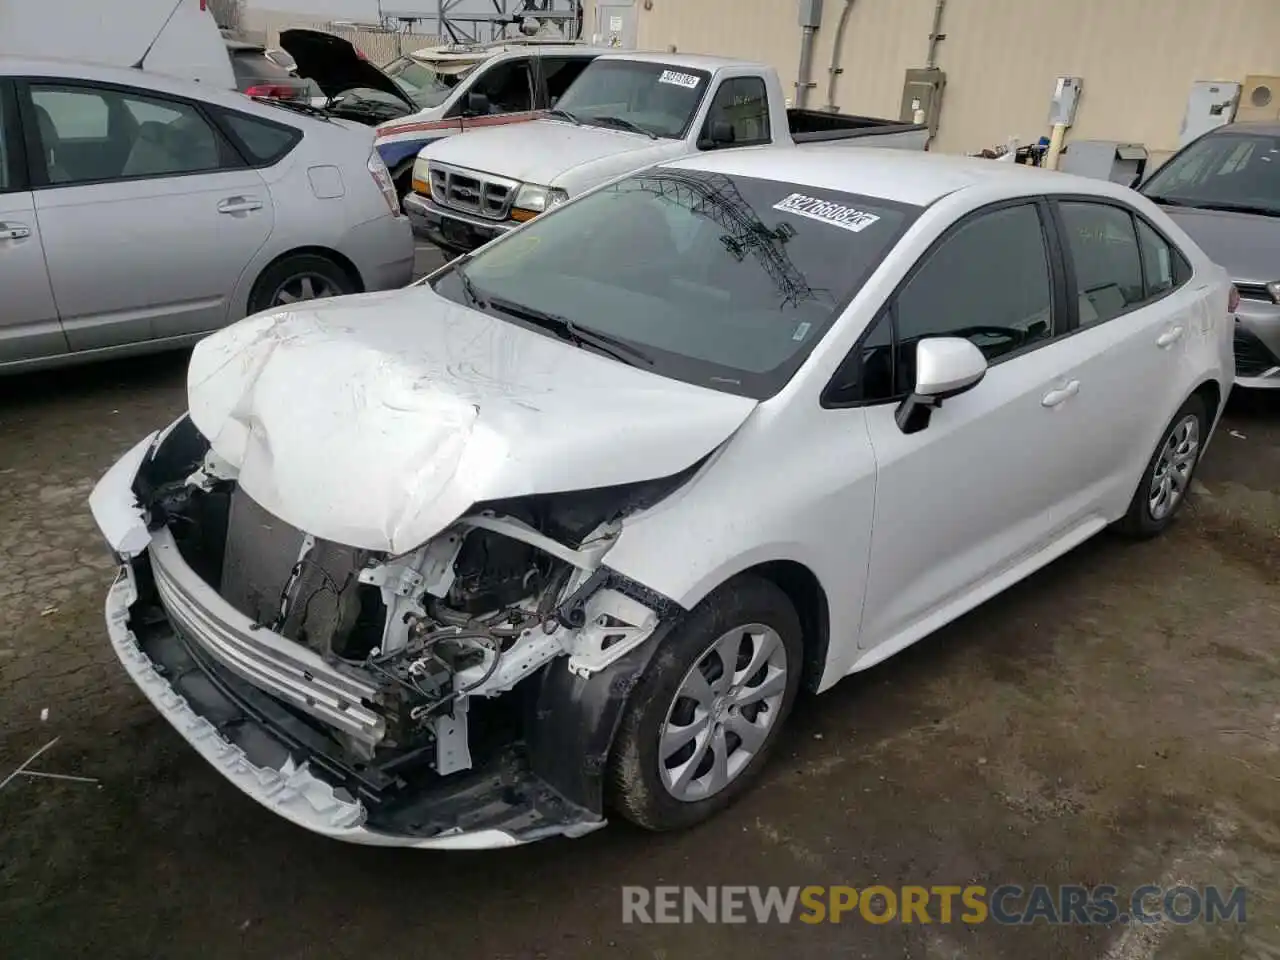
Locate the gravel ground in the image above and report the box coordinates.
[1,260,1277,958]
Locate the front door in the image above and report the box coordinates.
[23,80,273,350]
[856,200,1101,654]
[0,81,64,365]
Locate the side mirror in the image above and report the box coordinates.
[895,337,988,435]
[549,95,560,108]
[465,91,491,116]
[698,119,735,149]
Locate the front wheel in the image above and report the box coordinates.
[1118,394,1208,539]
[608,575,803,832]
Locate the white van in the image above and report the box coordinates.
[0,0,234,88]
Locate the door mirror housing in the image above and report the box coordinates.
[698,119,735,149]
[464,91,491,116]
[895,337,988,434]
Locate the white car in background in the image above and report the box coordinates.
[91,148,1232,848]
[0,55,413,372]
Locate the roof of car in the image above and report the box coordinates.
[664,146,1130,207]
[597,51,766,72]
[1207,121,1280,136]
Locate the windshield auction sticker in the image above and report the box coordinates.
[773,193,881,233]
[658,69,701,89]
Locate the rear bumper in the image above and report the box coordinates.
[340,213,415,292]
[403,192,514,253]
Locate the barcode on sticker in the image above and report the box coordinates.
[772,193,881,233]
[658,70,701,89]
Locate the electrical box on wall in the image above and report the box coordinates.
[1236,75,1280,123]
[798,0,823,28]
[1048,76,1083,127]
[1179,81,1241,147]
[900,67,946,137]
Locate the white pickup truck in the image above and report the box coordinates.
[404,51,928,253]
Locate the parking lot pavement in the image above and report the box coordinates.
[1,273,1277,957]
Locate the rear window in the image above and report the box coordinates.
[433,168,921,399]
[230,49,295,84]
[217,109,301,166]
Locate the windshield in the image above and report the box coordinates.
[554,61,711,139]
[1141,131,1280,216]
[431,169,920,398]
[384,56,478,108]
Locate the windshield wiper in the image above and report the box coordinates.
[545,108,582,125]
[451,260,487,310]
[1194,201,1280,218]
[586,114,659,140]
[484,295,655,366]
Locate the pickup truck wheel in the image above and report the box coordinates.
[608,575,803,832]
[248,253,355,315]
[393,162,414,201]
[1118,394,1207,539]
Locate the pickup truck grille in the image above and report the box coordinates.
[429,161,518,221]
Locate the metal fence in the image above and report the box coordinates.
[240,13,439,67]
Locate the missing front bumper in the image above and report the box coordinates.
[106,561,608,848]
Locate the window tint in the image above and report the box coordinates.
[30,84,223,184]
[542,57,593,102]
[1135,217,1178,298]
[467,59,533,113]
[1059,202,1144,326]
[702,77,770,146]
[220,110,300,165]
[0,88,10,191]
[895,203,1053,390]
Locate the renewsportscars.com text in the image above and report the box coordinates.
[621,884,1247,925]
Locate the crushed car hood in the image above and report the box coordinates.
[186,286,756,554]
[425,118,684,185]
[1157,204,1280,283]
[280,28,415,111]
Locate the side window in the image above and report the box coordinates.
[1058,201,1144,326]
[1135,217,1192,298]
[701,77,771,146]
[218,109,301,166]
[542,57,593,104]
[0,86,12,192]
[466,59,534,114]
[30,84,223,185]
[895,204,1054,392]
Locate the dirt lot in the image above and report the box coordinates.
[1,303,1277,958]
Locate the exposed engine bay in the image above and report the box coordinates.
[131,416,689,784]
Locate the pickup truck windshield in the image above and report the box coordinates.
[1141,131,1280,217]
[554,61,711,139]
[432,168,920,399]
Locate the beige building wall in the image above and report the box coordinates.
[629,0,1280,162]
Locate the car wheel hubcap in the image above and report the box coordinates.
[1148,414,1200,521]
[271,272,339,306]
[658,623,788,803]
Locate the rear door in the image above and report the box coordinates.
[0,79,65,364]
[20,78,274,350]
[1046,198,1208,515]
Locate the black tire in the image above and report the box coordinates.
[1118,394,1208,539]
[393,163,414,202]
[607,575,804,832]
[247,253,355,315]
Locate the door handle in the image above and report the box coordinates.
[1156,325,1185,348]
[0,224,31,240]
[217,198,263,214]
[1041,380,1080,408]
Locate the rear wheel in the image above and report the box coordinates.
[248,253,355,315]
[608,575,803,831]
[1118,394,1208,539]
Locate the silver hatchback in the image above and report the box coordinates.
[0,55,414,373]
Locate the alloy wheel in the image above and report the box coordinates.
[1148,414,1200,521]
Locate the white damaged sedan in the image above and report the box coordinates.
[91,148,1234,848]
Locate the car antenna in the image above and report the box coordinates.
[131,0,188,72]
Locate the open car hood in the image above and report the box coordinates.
[279,28,416,111]
[185,285,757,554]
